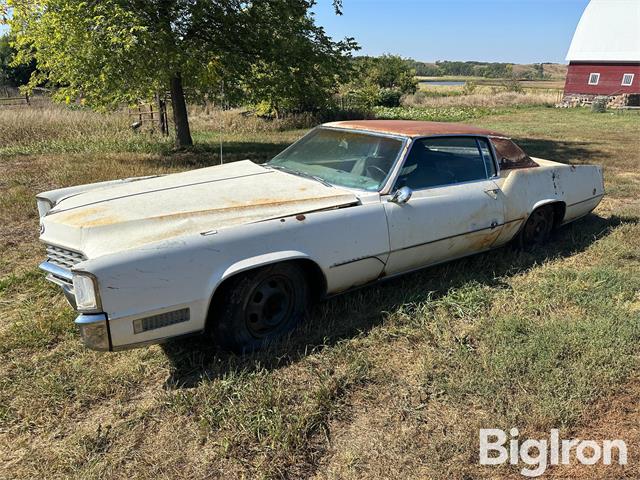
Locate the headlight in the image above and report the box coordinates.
[36,197,54,218]
[72,273,101,312]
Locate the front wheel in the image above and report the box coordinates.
[518,205,555,248]
[212,263,309,352]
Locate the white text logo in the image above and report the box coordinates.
[479,428,627,477]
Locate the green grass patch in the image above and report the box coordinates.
[373,105,507,122]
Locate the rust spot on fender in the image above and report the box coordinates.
[296,214,306,221]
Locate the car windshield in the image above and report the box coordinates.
[268,128,405,191]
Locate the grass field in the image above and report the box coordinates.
[1,105,639,479]
[416,77,566,91]
[411,81,563,108]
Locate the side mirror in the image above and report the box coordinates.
[390,186,412,204]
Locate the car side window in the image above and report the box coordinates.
[396,137,489,190]
[477,138,497,177]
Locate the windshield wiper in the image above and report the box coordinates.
[267,164,334,188]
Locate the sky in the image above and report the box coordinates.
[313,0,590,63]
[1,0,591,64]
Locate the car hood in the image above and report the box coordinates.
[40,160,358,258]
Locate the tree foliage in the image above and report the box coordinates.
[353,55,418,94]
[0,33,35,87]
[230,2,357,117]
[3,0,353,146]
[342,54,417,108]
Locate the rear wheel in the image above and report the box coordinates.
[518,205,555,247]
[212,263,308,352]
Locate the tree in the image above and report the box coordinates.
[241,14,356,117]
[4,0,350,147]
[0,33,36,87]
[353,55,417,94]
[344,54,417,108]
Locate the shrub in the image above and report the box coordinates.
[377,88,403,107]
[503,77,524,93]
[462,81,477,95]
[592,97,607,113]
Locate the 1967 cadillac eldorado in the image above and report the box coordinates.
[37,120,604,352]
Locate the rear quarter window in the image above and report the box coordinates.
[490,137,538,170]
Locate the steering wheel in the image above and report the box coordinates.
[366,165,387,182]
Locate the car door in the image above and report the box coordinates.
[382,136,505,276]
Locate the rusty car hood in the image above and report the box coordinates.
[40,160,358,258]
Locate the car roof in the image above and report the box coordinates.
[323,120,504,138]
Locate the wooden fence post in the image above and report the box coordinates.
[156,93,168,136]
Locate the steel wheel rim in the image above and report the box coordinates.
[525,210,550,244]
[245,275,295,338]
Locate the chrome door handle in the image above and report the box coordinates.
[484,188,500,199]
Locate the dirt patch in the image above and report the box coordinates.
[543,380,640,479]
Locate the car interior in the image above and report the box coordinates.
[396,137,491,190]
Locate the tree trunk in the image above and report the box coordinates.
[170,73,193,147]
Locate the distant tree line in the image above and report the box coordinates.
[407,60,548,80]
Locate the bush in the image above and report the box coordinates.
[341,85,380,109]
[503,77,524,93]
[592,97,607,113]
[377,88,403,107]
[462,81,477,95]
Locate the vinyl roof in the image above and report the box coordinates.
[323,120,503,138]
[566,0,640,62]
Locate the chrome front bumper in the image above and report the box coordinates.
[40,261,112,351]
[75,313,112,351]
[39,260,77,309]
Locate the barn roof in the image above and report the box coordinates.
[323,120,503,138]
[566,0,640,62]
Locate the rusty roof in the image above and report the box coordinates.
[323,120,504,138]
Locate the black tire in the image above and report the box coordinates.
[212,263,309,352]
[518,205,555,248]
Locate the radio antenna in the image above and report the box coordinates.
[219,79,224,165]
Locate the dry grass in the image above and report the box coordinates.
[0,104,639,479]
[0,104,132,148]
[189,107,320,133]
[405,90,560,108]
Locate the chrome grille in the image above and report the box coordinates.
[45,244,87,269]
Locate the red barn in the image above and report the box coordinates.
[563,0,640,107]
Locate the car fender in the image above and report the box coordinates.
[530,198,564,215]
[203,250,323,320]
[220,250,313,282]
[514,199,565,238]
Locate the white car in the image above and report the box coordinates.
[37,120,605,351]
